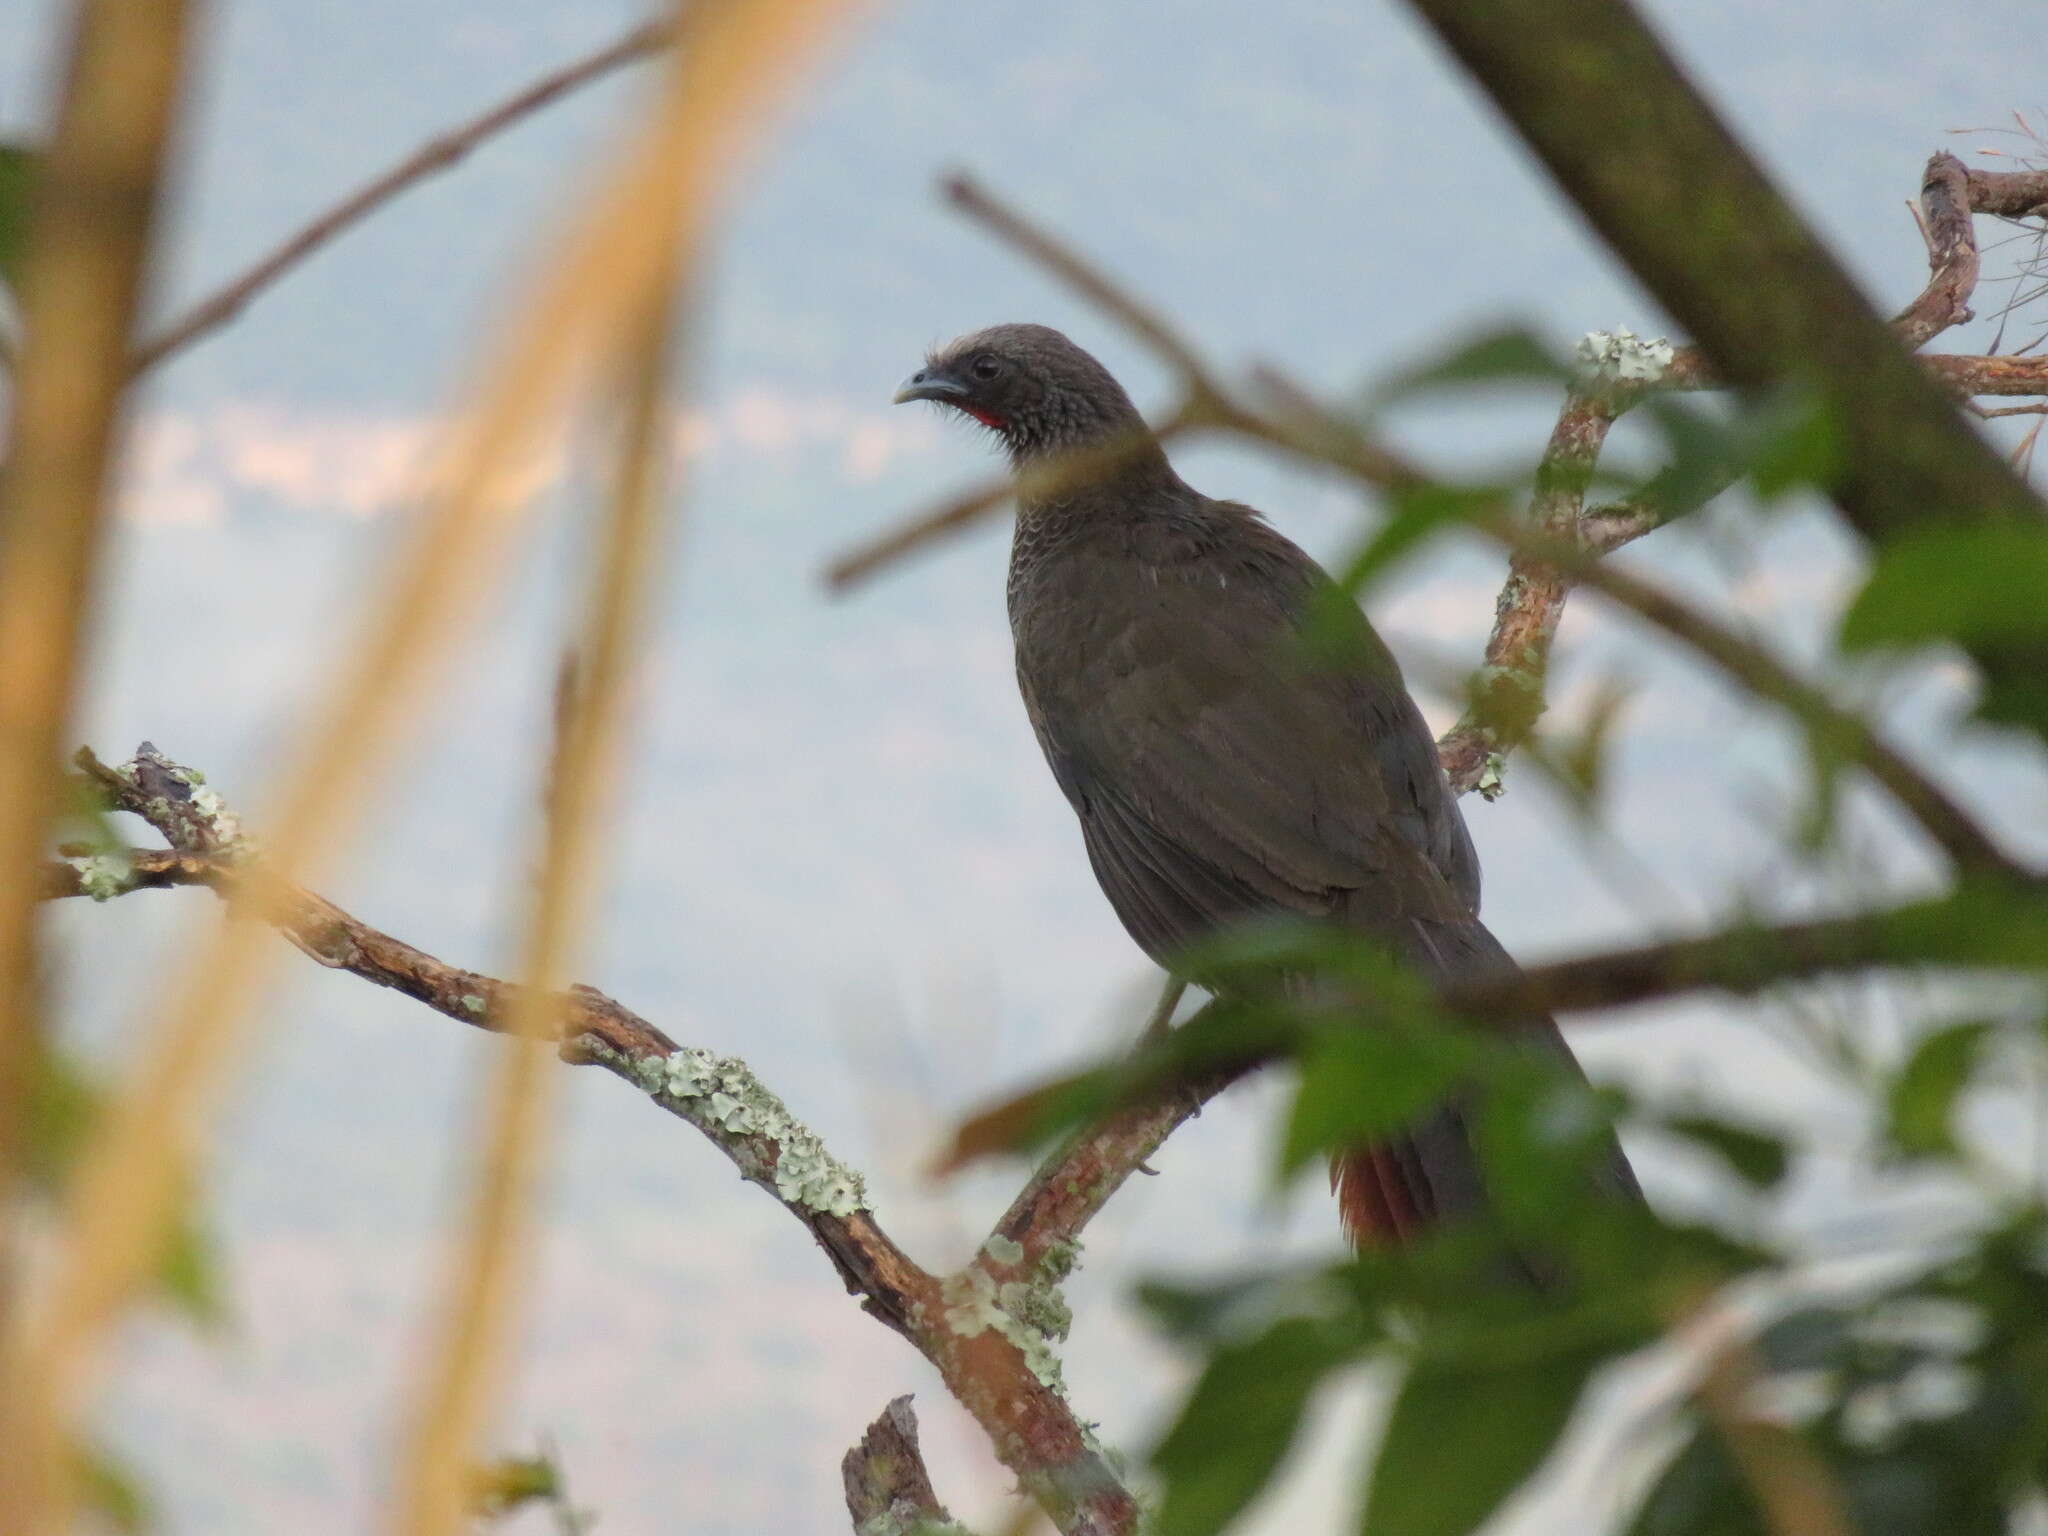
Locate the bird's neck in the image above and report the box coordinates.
[1007,421,1182,515]
[1006,430,1191,607]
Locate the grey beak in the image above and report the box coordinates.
[892,368,969,406]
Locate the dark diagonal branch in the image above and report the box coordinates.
[1444,880,2048,1018]
[131,20,672,374]
[63,745,1139,1536]
[1397,0,2046,546]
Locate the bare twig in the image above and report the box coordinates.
[1560,551,2024,882]
[942,173,1224,404]
[1964,166,2048,220]
[131,19,672,373]
[827,412,1196,590]
[53,790,2034,1028]
[1893,152,1981,349]
[842,1396,973,1536]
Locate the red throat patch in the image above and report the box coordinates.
[961,405,1007,429]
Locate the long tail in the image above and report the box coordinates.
[1327,912,1640,1262]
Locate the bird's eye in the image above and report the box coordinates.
[970,355,1003,381]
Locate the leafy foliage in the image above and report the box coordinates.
[927,346,2048,1536]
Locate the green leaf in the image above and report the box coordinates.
[1661,1114,1790,1190]
[470,1454,563,1517]
[159,1212,230,1332]
[26,1046,232,1328]
[1841,525,2048,651]
[0,141,38,290]
[1744,390,1841,502]
[1887,1021,1993,1158]
[1536,675,1633,815]
[1625,1422,1766,1536]
[1279,1027,1466,1181]
[1472,1061,1627,1231]
[24,1045,100,1188]
[1323,481,1508,605]
[77,1442,152,1535]
[1367,326,1565,409]
[1361,1344,1602,1536]
[1633,386,1838,524]
[1153,1316,1358,1536]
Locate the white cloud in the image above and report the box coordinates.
[116,389,948,526]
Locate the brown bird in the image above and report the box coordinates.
[894,323,1636,1251]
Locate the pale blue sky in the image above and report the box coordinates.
[7,1,2048,1530]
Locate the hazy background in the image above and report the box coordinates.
[5,1,2047,1530]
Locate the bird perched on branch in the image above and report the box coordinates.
[893,322,1635,1252]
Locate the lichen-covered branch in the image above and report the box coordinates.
[39,846,226,902]
[1436,381,1621,797]
[62,744,1140,1536]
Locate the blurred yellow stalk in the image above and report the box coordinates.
[0,0,195,1521]
[2,0,859,1528]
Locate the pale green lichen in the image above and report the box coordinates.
[646,1046,868,1217]
[942,1267,1068,1392]
[67,852,134,902]
[460,993,486,1016]
[854,1515,975,1536]
[1575,326,1675,386]
[999,1278,1072,1344]
[981,1234,1024,1268]
[177,775,251,855]
[1036,1236,1083,1284]
[1475,753,1508,801]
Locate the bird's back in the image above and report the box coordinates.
[1008,482,1481,970]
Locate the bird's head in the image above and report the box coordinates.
[892,323,1147,465]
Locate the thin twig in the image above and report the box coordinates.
[827,411,1196,590]
[1892,152,1981,349]
[842,1396,972,1536]
[942,173,1224,404]
[1559,550,2024,882]
[131,19,672,373]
